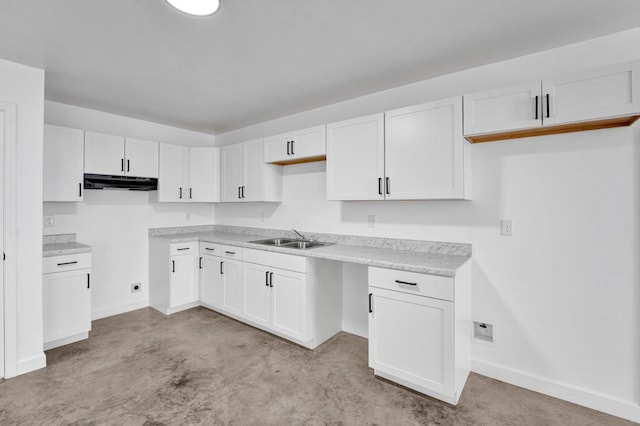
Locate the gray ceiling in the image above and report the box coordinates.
[1,0,640,134]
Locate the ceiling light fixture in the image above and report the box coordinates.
[166,0,220,16]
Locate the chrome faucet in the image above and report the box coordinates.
[292,229,309,241]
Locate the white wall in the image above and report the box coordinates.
[213,29,640,421]
[43,102,216,319]
[0,58,46,375]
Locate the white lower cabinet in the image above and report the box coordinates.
[221,256,243,316]
[149,240,199,315]
[43,253,92,350]
[199,242,223,310]
[368,265,471,405]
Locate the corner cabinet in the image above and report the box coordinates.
[327,97,470,201]
[368,264,471,405]
[464,60,640,143]
[157,144,219,202]
[43,124,85,202]
[220,139,282,202]
[149,240,199,315]
[43,253,92,350]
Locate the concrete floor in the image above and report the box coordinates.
[0,307,633,425]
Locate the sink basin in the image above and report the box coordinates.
[248,238,330,250]
[283,241,327,249]
[249,238,297,246]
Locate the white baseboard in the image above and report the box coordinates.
[341,320,367,339]
[92,300,149,321]
[17,352,46,376]
[472,359,640,423]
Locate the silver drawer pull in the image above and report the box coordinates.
[176,247,190,251]
[225,251,236,255]
[57,261,78,266]
[395,280,417,286]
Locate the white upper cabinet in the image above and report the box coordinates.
[464,60,640,142]
[125,138,159,178]
[158,144,219,203]
[327,100,469,201]
[542,61,640,126]
[264,125,326,164]
[326,113,385,201]
[85,131,158,177]
[220,139,282,202]
[43,124,85,202]
[189,147,219,202]
[85,132,125,175]
[463,82,542,135]
[385,98,466,200]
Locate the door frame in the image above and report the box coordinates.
[1,101,18,379]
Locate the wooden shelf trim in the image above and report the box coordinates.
[270,155,326,166]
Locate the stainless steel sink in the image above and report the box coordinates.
[248,238,330,250]
[249,238,297,246]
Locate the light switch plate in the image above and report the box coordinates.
[44,216,54,227]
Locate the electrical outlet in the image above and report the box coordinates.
[131,283,142,293]
[501,219,513,236]
[44,216,54,227]
[368,215,376,228]
[473,321,495,345]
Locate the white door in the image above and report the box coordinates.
[221,258,242,316]
[291,125,326,159]
[189,147,219,202]
[170,255,198,308]
[242,139,264,202]
[124,138,158,178]
[200,255,223,309]
[84,131,125,175]
[543,60,640,126]
[385,97,465,200]
[242,263,271,328]
[270,267,307,342]
[158,143,185,202]
[43,270,91,344]
[43,125,84,202]
[220,143,244,202]
[326,113,385,200]
[264,132,291,163]
[0,110,4,378]
[369,287,454,397]
[463,82,542,135]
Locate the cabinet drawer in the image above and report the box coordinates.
[221,245,242,260]
[200,241,221,256]
[243,248,307,273]
[43,253,92,274]
[170,242,197,256]
[368,267,453,301]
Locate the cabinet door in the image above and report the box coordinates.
[543,60,640,126]
[385,97,465,200]
[220,143,244,202]
[158,143,186,202]
[43,269,91,344]
[270,267,307,341]
[463,82,542,135]
[327,113,384,200]
[125,138,159,178]
[264,132,291,163]
[242,139,264,202]
[170,254,198,308]
[241,262,271,328]
[43,125,84,202]
[221,259,242,316]
[291,125,326,159]
[200,255,223,309]
[369,287,453,397]
[189,147,219,202]
[84,131,125,175]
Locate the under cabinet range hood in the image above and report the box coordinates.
[83,174,158,191]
